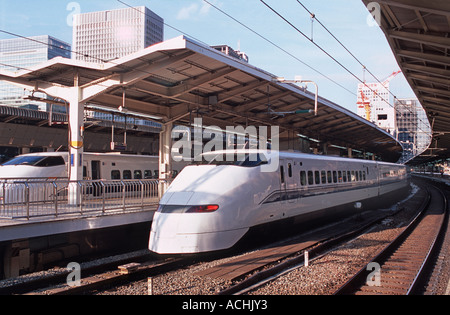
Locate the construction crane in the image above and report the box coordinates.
[382,70,402,86]
[371,70,401,103]
[357,90,371,121]
[357,70,401,122]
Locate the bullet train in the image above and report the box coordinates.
[149,149,409,254]
[0,151,190,204]
[0,152,185,180]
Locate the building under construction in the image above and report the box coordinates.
[356,71,401,135]
[356,71,432,163]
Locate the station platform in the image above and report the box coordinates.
[0,178,164,278]
[412,172,450,186]
[0,206,156,242]
[0,205,158,279]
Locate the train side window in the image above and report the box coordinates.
[321,171,326,184]
[123,170,132,180]
[134,170,142,179]
[111,170,120,180]
[327,171,332,183]
[338,171,342,183]
[288,163,292,177]
[355,171,359,181]
[343,171,347,182]
[308,171,314,185]
[300,171,306,186]
[333,171,337,183]
[315,171,320,185]
[359,171,363,181]
[144,170,152,179]
[351,171,355,182]
[154,170,158,178]
[35,156,65,167]
[363,171,366,181]
[280,166,285,184]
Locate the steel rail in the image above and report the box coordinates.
[334,184,447,295]
[216,187,430,295]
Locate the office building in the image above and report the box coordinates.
[395,98,432,163]
[356,71,401,135]
[72,6,164,63]
[357,81,395,134]
[0,35,71,111]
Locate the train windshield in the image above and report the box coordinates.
[197,153,268,167]
[2,156,65,167]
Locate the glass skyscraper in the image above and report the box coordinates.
[395,98,432,163]
[0,35,71,111]
[72,6,164,63]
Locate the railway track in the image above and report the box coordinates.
[27,258,190,295]
[0,250,190,295]
[334,184,448,295]
[4,180,445,296]
[212,183,429,295]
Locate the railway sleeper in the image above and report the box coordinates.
[358,284,407,295]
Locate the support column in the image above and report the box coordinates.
[348,148,353,158]
[68,73,84,206]
[159,122,173,198]
[322,142,329,155]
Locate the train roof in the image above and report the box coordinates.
[200,149,404,166]
[9,152,159,159]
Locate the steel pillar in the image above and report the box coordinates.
[158,122,173,198]
[68,73,84,206]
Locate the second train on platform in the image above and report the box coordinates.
[0,152,185,180]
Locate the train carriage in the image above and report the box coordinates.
[0,152,187,204]
[149,149,409,254]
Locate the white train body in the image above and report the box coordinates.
[149,150,408,254]
[0,152,188,203]
[0,152,186,180]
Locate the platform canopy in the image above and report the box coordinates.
[363,0,450,164]
[0,35,402,162]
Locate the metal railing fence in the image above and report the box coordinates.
[0,179,166,220]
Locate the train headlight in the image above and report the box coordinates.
[157,204,219,213]
[186,205,219,213]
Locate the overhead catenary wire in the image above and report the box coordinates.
[0,29,292,131]
[1,1,355,103]
[260,0,432,139]
[201,0,356,97]
[260,0,371,88]
[0,1,432,145]
[295,0,431,132]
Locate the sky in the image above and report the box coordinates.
[0,0,415,113]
